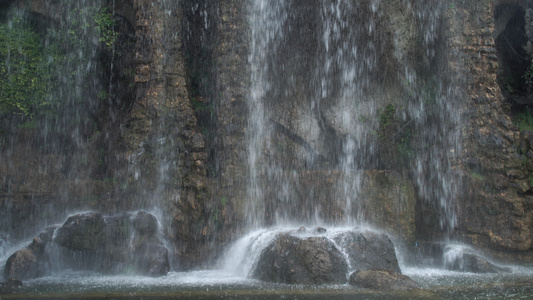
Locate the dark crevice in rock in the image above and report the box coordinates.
[495,2,531,106]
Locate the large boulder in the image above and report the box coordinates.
[133,211,158,235]
[134,237,170,277]
[2,211,171,279]
[4,226,56,280]
[252,233,348,284]
[54,212,106,250]
[349,269,419,290]
[333,230,401,273]
[51,211,169,277]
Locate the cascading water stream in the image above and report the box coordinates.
[0,0,177,277]
[246,0,288,229]
[227,0,465,277]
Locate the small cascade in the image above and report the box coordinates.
[240,0,466,275]
[0,0,116,242]
[442,244,510,274]
[220,226,401,284]
[0,0,183,272]
[221,229,282,277]
[3,211,170,280]
[246,0,289,229]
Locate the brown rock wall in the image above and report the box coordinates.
[453,0,533,262]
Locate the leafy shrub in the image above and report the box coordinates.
[0,14,51,118]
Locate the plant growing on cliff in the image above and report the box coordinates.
[94,7,118,50]
[0,13,51,118]
[378,104,396,137]
[0,4,117,120]
[513,107,533,132]
[523,61,533,94]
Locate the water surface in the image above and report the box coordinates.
[2,268,533,300]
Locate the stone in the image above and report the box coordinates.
[192,133,205,150]
[133,211,158,235]
[314,227,327,234]
[349,269,419,291]
[0,278,23,294]
[3,231,52,280]
[333,230,401,273]
[48,211,169,277]
[54,212,106,251]
[252,233,348,284]
[134,237,170,277]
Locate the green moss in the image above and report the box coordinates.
[94,7,118,49]
[379,104,396,133]
[220,196,227,207]
[0,4,118,121]
[471,171,485,180]
[0,13,51,118]
[191,97,213,114]
[514,107,533,132]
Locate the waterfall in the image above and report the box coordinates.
[240,0,464,268]
[246,0,289,229]
[0,1,110,242]
[0,0,479,281]
[409,1,464,242]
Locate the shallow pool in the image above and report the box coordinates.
[2,267,533,300]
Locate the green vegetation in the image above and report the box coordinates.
[220,196,227,207]
[471,171,485,180]
[513,107,533,132]
[98,90,109,100]
[0,14,51,118]
[376,102,416,167]
[397,130,412,158]
[94,7,118,49]
[379,104,396,133]
[191,97,213,113]
[0,5,117,121]
[523,61,533,94]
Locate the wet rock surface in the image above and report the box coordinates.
[54,212,106,251]
[252,233,348,284]
[133,211,158,235]
[333,230,401,273]
[1,0,533,271]
[349,269,419,291]
[53,211,169,276]
[0,278,22,294]
[3,227,56,280]
[252,229,402,285]
[134,239,170,277]
[3,211,170,280]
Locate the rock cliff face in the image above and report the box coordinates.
[453,0,533,262]
[1,0,533,270]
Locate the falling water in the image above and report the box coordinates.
[409,2,464,239]
[246,0,289,229]
[241,0,464,270]
[3,1,532,298]
[0,1,108,243]
[0,0,178,276]
[245,0,382,228]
